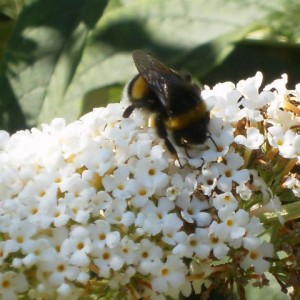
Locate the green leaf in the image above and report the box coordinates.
[0,0,24,19]
[81,84,123,116]
[265,0,300,42]
[57,0,277,123]
[0,19,15,58]
[0,0,278,131]
[0,0,109,131]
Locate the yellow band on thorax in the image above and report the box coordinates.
[165,102,207,130]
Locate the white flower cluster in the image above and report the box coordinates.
[0,72,299,299]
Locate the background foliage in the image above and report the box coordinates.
[1,0,300,134]
[0,0,298,298]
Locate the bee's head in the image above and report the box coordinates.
[174,113,210,146]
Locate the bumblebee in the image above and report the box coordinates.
[123,50,210,167]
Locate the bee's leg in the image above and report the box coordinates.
[155,115,183,168]
[165,139,183,168]
[182,142,205,167]
[199,158,205,168]
[207,130,217,149]
[174,136,191,160]
[123,105,136,118]
[184,147,191,158]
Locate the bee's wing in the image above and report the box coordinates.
[132,50,182,107]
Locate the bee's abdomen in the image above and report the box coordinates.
[128,75,149,101]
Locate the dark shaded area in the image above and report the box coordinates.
[0,13,13,21]
[95,19,155,52]
[203,41,300,89]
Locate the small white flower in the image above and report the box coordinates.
[151,255,187,294]
[135,198,175,235]
[240,241,274,274]
[132,157,169,190]
[183,228,211,259]
[197,168,218,196]
[88,220,120,252]
[94,247,124,278]
[161,213,183,245]
[102,166,132,199]
[137,239,163,275]
[119,236,137,264]
[4,219,37,257]
[205,86,244,123]
[21,238,52,267]
[237,72,274,110]
[268,126,298,158]
[236,183,252,201]
[271,72,289,90]
[104,198,135,227]
[202,117,235,162]
[60,226,92,267]
[207,233,230,259]
[128,179,155,207]
[211,209,249,241]
[37,253,80,287]
[0,271,28,300]
[211,153,249,192]
[235,127,264,149]
[166,185,181,201]
[180,196,211,227]
[212,192,238,213]
[267,124,285,148]
[57,282,72,296]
